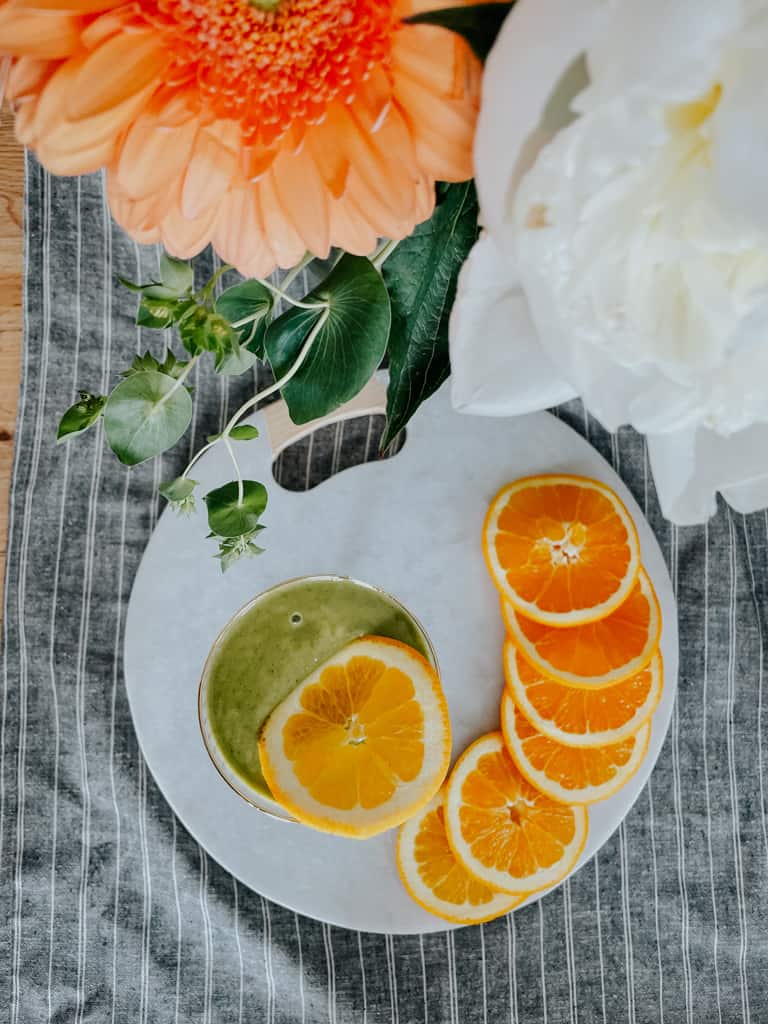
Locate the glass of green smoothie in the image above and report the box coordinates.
[198,575,437,819]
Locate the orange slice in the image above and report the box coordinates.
[259,637,451,838]
[501,695,651,804]
[396,789,524,924]
[504,641,663,747]
[444,732,588,894]
[503,567,661,688]
[483,474,640,627]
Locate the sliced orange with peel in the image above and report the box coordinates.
[396,788,524,924]
[444,732,588,895]
[504,641,663,747]
[483,474,640,627]
[501,695,651,805]
[503,567,661,689]
[258,637,451,838]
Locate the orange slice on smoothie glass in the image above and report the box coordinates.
[259,636,451,838]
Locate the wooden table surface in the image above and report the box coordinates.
[0,109,24,614]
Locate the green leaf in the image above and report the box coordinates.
[122,350,190,382]
[137,297,178,329]
[104,370,193,466]
[118,276,156,293]
[228,424,260,441]
[265,254,390,424]
[204,480,268,538]
[214,527,266,571]
[159,476,197,502]
[215,280,273,360]
[381,181,479,449]
[215,343,258,377]
[404,2,514,62]
[57,391,106,442]
[159,253,194,295]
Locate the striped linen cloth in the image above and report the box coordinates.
[2,156,768,1023]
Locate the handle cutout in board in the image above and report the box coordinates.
[262,373,389,460]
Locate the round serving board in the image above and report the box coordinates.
[124,377,678,934]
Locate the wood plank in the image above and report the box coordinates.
[0,107,24,617]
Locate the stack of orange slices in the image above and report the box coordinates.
[398,473,663,924]
[258,473,663,926]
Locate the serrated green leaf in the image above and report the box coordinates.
[204,480,268,538]
[380,182,479,449]
[215,280,273,360]
[159,476,197,502]
[404,2,514,62]
[57,391,106,442]
[122,350,190,382]
[104,370,193,466]
[265,254,390,425]
[228,424,260,441]
[159,253,194,295]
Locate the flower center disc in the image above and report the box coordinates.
[156,0,396,142]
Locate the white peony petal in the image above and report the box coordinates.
[474,0,605,249]
[713,29,768,233]
[449,233,575,416]
[585,0,741,104]
[648,421,768,524]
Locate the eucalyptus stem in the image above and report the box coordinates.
[223,436,244,506]
[157,354,199,408]
[222,307,330,436]
[181,438,216,480]
[198,263,233,303]
[279,253,314,293]
[257,278,326,311]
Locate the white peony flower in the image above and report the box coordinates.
[451,0,768,524]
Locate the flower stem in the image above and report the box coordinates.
[222,307,330,436]
[223,436,244,506]
[372,239,399,269]
[257,278,327,311]
[156,354,199,408]
[198,263,233,304]
[279,253,314,293]
[178,307,330,482]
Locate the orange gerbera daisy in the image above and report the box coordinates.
[1,0,483,275]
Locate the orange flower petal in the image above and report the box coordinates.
[0,7,81,58]
[257,170,307,269]
[113,110,198,200]
[6,56,51,102]
[213,187,277,280]
[160,201,219,260]
[11,0,123,11]
[180,124,238,219]
[68,30,169,120]
[272,144,330,259]
[328,194,380,256]
[306,124,350,200]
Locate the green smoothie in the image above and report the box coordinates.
[204,577,433,797]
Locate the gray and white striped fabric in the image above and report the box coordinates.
[3,156,768,1023]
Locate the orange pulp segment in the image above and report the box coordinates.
[259,637,451,838]
[483,474,641,627]
[444,732,588,894]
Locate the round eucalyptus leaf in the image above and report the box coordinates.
[215,280,273,359]
[204,480,268,538]
[104,370,193,466]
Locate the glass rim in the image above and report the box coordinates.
[197,573,439,822]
